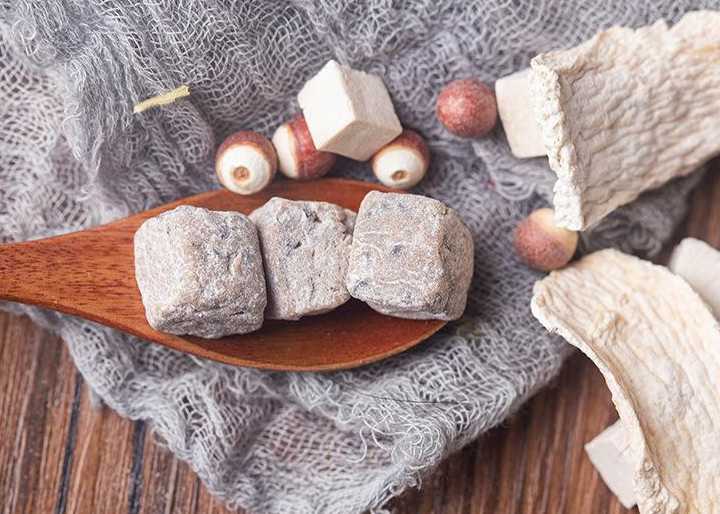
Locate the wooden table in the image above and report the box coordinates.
[2,165,718,514]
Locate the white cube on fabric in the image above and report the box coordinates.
[298,60,402,161]
[495,68,546,159]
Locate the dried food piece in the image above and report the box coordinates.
[436,78,497,138]
[216,131,277,195]
[585,420,636,509]
[134,206,266,338]
[513,208,577,271]
[371,129,430,189]
[495,69,545,158]
[531,11,720,229]
[668,237,720,317]
[250,198,355,320]
[272,115,336,180]
[346,191,474,320]
[532,249,720,514]
[587,237,720,508]
[298,60,402,161]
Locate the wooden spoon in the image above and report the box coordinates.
[0,179,446,371]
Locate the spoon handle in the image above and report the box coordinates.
[0,225,138,325]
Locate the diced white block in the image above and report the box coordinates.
[298,60,402,161]
[495,69,546,159]
[669,237,720,318]
[585,421,637,509]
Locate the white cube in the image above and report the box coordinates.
[495,69,546,159]
[298,60,402,161]
[668,237,720,318]
[585,421,636,509]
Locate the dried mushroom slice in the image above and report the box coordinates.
[587,238,720,509]
[531,11,720,230]
[531,249,720,514]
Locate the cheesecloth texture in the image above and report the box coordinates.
[0,1,712,513]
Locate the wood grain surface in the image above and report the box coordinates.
[1,163,718,514]
[0,179,444,371]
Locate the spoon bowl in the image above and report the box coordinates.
[0,179,446,371]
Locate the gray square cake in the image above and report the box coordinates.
[345,191,474,320]
[134,205,266,338]
[250,198,356,320]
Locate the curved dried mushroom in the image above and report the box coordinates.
[532,249,720,513]
[586,237,720,508]
[530,11,720,230]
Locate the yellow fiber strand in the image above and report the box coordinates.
[133,85,190,114]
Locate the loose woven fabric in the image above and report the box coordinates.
[0,2,713,513]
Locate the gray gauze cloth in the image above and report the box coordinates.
[0,1,713,513]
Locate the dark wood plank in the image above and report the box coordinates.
[55,374,83,514]
[62,387,138,514]
[1,162,718,514]
[135,427,178,514]
[197,480,238,514]
[686,167,720,244]
[0,314,79,514]
[128,420,147,514]
[137,433,207,514]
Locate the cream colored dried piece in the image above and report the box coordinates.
[133,85,190,114]
[298,60,402,161]
[585,420,636,509]
[532,249,720,514]
[669,237,720,317]
[587,237,720,508]
[531,11,720,230]
[495,69,545,158]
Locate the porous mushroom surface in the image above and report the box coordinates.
[531,249,720,514]
[250,198,355,320]
[531,10,720,230]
